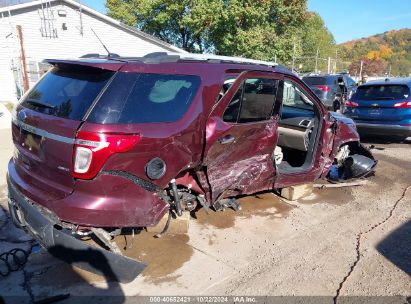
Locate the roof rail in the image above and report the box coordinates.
[141,52,278,67]
[80,53,121,59]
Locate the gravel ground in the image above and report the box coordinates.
[0,127,410,303]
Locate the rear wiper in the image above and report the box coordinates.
[25,98,56,110]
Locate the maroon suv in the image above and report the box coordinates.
[7,52,375,281]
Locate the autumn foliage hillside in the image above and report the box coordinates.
[339,28,411,76]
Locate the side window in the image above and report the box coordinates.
[88,73,201,124]
[238,78,277,123]
[223,85,243,122]
[282,80,314,111]
[223,77,278,123]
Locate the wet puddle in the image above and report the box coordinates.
[195,192,295,229]
[29,231,193,285]
[114,232,192,284]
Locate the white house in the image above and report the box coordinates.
[0,0,184,103]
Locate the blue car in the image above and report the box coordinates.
[344,78,411,139]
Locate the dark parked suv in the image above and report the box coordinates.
[7,52,375,281]
[302,74,357,111]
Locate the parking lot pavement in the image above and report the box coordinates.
[0,103,12,131]
[0,134,410,301]
[0,129,12,180]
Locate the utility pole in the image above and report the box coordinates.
[335,49,338,73]
[388,65,392,77]
[315,47,319,73]
[16,25,29,92]
[359,60,363,79]
[327,57,331,74]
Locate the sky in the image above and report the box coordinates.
[82,0,411,44]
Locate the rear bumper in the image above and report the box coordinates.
[355,123,411,137]
[7,174,146,282]
[8,159,168,227]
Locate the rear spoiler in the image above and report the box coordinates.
[44,58,125,71]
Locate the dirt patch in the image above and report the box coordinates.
[301,151,410,206]
[115,232,192,284]
[195,192,295,229]
[0,184,6,199]
[301,187,354,205]
[208,233,217,246]
[364,153,411,194]
[373,154,410,177]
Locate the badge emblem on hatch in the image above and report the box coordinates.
[18,110,27,122]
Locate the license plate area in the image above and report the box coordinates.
[20,128,44,155]
[368,108,382,116]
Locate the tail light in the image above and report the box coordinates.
[316,85,329,92]
[345,100,359,107]
[72,131,141,179]
[393,101,411,108]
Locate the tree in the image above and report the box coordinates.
[299,12,335,72]
[106,0,222,52]
[106,0,309,62]
[349,57,386,77]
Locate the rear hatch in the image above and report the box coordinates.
[302,76,334,100]
[11,62,117,200]
[348,84,410,122]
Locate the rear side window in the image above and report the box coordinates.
[302,77,327,86]
[353,85,410,100]
[20,66,114,120]
[88,73,201,124]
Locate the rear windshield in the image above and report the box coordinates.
[302,77,330,86]
[20,66,114,120]
[353,84,410,100]
[88,72,201,124]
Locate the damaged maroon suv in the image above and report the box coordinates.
[7,52,376,281]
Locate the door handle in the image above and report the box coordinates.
[218,135,235,144]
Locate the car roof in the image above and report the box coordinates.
[45,52,297,77]
[360,77,411,87]
[302,74,345,79]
